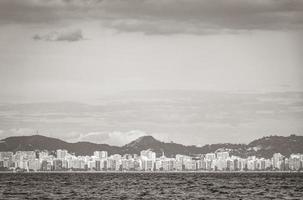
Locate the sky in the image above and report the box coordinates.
[0,0,302,146]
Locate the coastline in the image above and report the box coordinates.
[0,171,302,174]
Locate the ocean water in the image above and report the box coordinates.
[0,172,302,199]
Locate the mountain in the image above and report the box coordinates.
[122,135,201,157]
[0,134,302,158]
[0,135,121,156]
[247,134,303,158]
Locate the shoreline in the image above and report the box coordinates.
[0,171,302,174]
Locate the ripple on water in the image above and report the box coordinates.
[0,173,302,199]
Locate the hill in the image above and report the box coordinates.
[247,134,303,158]
[0,134,302,158]
[0,135,121,156]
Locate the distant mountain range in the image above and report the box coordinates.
[0,134,302,158]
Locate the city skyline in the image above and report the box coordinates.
[0,1,303,147]
[0,1,302,199]
[1,134,302,161]
[1,148,302,172]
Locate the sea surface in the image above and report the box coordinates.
[0,172,302,199]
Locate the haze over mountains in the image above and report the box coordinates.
[1,90,303,146]
[0,134,302,159]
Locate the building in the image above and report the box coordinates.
[28,159,40,171]
[140,150,156,161]
[56,149,68,160]
[272,153,284,170]
[94,151,108,159]
[216,151,229,160]
[0,149,302,172]
[205,153,216,161]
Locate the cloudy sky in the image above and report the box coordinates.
[0,0,302,146]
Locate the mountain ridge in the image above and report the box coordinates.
[0,134,302,158]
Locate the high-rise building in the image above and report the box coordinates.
[53,159,63,170]
[142,159,154,171]
[28,159,40,171]
[205,153,216,161]
[176,154,192,170]
[272,153,284,170]
[96,160,101,171]
[216,151,229,160]
[94,151,108,159]
[0,152,13,161]
[289,156,301,171]
[184,160,196,171]
[14,151,36,161]
[175,160,183,171]
[56,149,68,160]
[38,151,49,160]
[140,150,156,161]
[1,148,303,172]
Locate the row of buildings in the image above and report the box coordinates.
[0,149,302,172]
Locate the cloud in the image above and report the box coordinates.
[1,91,303,127]
[33,29,84,42]
[0,91,302,145]
[9,128,36,135]
[75,130,147,146]
[101,0,303,34]
[0,128,36,140]
[0,127,146,146]
[102,19,221,35]
[0,0,302,34]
